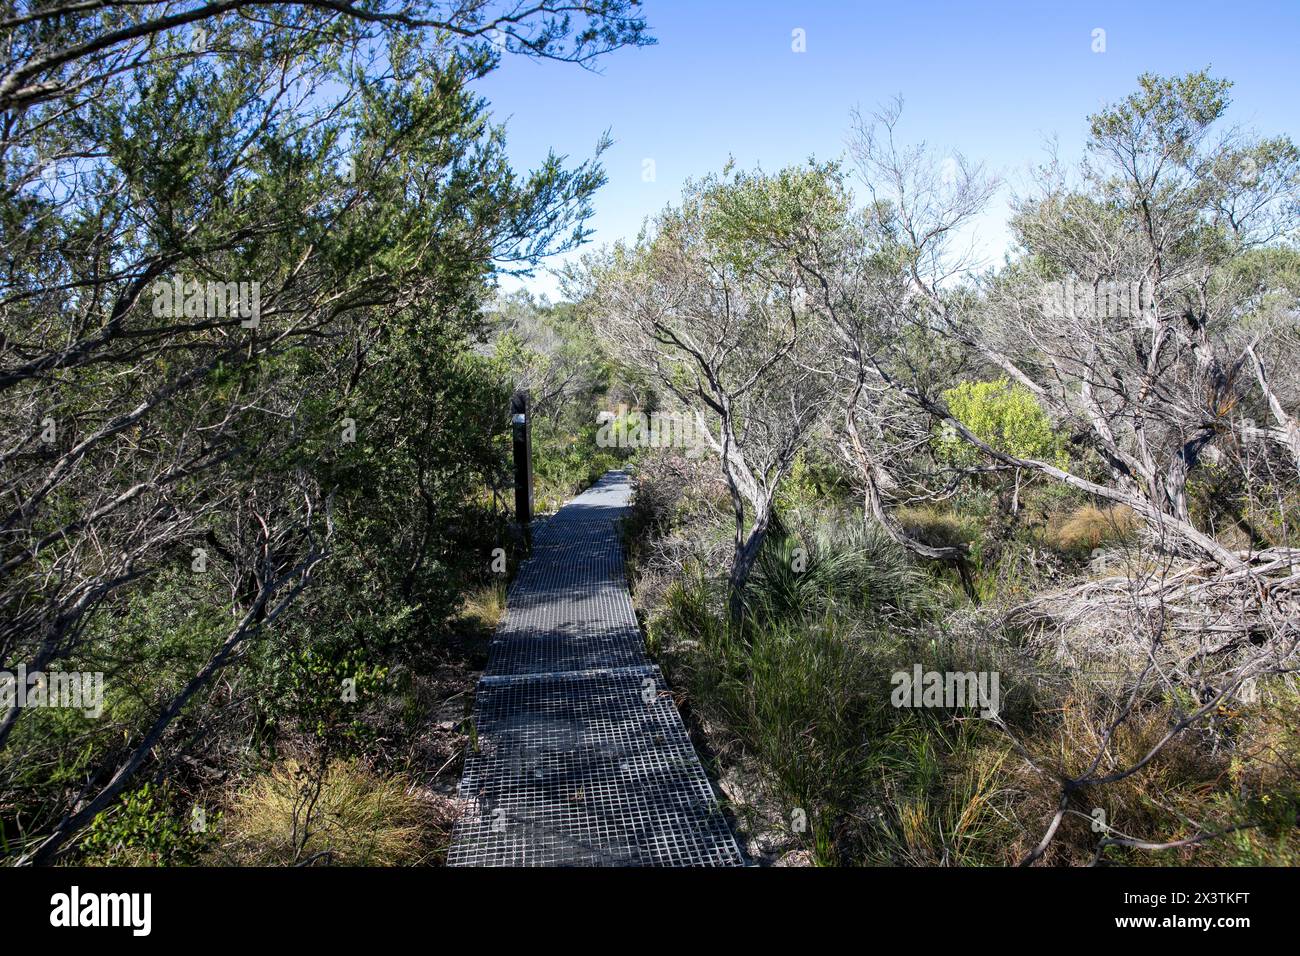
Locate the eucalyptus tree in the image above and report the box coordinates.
[573,168,839,620]
[0,0,650,862]
[815,75,1300,571]
[974,71,1300,565]
[725,106,997,568]
[842,74,1300,865]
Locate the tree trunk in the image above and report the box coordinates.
[1247,344,1300,477]
[727,511,771,624]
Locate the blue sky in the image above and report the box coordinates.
[475,0,1300,298]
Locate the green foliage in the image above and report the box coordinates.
[774,451,852,515]
[657,563,1015,866]
[937,377,1065,466]
[749,519,934,623]
[863,718,1015,866]
[702,161,850,272]
[679,595,885,865]
[488,292,631,504]
[650,536,1298,867]
[1088,70,1232,162]
[255,644,389,752]
[533,419,626,506]
[79,784,216,867]
[0,2,645,862]
[1,573,230,846]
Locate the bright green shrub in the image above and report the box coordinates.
[936,377,1066,466]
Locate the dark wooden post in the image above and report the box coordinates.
[510,391,533,532]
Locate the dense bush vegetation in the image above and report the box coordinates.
[3,3,1295,871]
[595,69,1300,866]
[0,1,650,865]
[630,449,1300,866]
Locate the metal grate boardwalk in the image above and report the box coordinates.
[447,471,745,866]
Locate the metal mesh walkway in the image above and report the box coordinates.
[447,471,745,866]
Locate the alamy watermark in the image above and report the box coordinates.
[596,404,706,458]
[1,665,104,718]
[50,886,150,936]
[151,277,261,327]
[1041,278,1153,321]
[891,665,1000,719]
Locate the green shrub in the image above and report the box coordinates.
[774,451,852,515]
[936,377,1066,466]
[79,783,216,866]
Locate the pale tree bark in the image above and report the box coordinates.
[1246,342,1300,475]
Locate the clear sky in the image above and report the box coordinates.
[475,0,1300,299]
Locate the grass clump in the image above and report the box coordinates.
[894,505,981,552]
[689,610,885,863]
[749,520,934,623]
[1048,504,1139,555]
[220,760,433,866]
[654,517,1014,865]
[460,580,508,631]
[863,718,1015,866]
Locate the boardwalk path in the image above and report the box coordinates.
[448,471,745,866]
